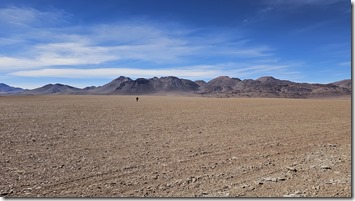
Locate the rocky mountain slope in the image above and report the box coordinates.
[93,76,199,94]
[330,79,351,90]
[10,76,352,98]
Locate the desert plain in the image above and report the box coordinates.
[0,95,351,197]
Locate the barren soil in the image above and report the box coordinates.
[0,95,351,197]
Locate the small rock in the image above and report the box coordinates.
[283,194,295,197]
[328,143,336,147]
[321,165,331,170]
[286,166,297,172]
[312,186,320,191]
[201,192,209,196]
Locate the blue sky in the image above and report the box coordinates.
[0,0,351,89]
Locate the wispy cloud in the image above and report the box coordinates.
[0,42,119,69]
[338,61,350,66]
[0,6,68,27]
[9,62,298,81]
[0,5,303,83]
[9,66,220,79]
[0,6,277,71]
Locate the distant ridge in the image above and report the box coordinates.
[0,83,24,94]
[12,76,352,98]
[20,83,80,95]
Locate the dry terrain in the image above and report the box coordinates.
[0,95,351,197]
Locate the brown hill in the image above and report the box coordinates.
[194,80,207,87]
[331,79,351,90]
[17,76,351,98]
[110,76,200,94]
[198,76,351,98]
[90,76,132,94]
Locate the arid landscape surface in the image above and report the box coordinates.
[0,95,351,197]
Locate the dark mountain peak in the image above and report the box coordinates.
[160,76,179,79]
[215,75,231,79]
[115,76,130,80]
[0,83,9,87]
[111,76,132,83]
[135,78,150,84]
[54,83,66,87]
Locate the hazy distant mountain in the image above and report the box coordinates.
[21,84,81,95]
[10,76,351,98]
[0,83,24,94]
[198,76,351,98]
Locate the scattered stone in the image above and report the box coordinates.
[328,143,337,147]
[312,186,320,191]
[1,190,13,196]
[321,165,331,170]
[286,166,297,172]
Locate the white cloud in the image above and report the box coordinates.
[9,67,221,79]
[0,18,276,70]
[9,62,299,81]
[0,42,119,69]
[0,6,67,27]
[0,6,299,82]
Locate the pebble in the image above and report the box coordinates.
[286,166,297,172]
[321,165,331,170]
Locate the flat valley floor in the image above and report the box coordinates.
[0,95,351,197]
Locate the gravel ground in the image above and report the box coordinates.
[0,95,351,197]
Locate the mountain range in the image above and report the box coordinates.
[1,76,351,98]
[0,83,24,94]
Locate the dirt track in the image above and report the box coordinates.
[0,95,351,197]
